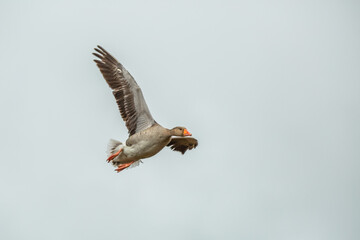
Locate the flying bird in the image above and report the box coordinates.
[93,46,198,172]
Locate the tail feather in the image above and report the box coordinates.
[107,139,123,157]
[106,139,143,171]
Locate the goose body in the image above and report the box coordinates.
[93,46,198,172]
[112,124,171,163]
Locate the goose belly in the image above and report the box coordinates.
[125,139,170,159]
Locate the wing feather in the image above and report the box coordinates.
[93,45,156,136]
[167,137,198,154]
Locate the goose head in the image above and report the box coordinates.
[170,126,192,137]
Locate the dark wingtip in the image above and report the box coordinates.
[97,45,108,54]
[92,52,103,59]
[94,45,102,51]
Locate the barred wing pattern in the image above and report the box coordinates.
[93,46,155,136]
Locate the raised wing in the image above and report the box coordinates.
[93,46,156,136]
[167,137,198,154]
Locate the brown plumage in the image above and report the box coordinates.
[93,45,198,172]
[167,137,198,154]
[93,46,155,136]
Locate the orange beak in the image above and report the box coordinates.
[183,129,192,136]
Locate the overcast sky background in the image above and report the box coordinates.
[0,0,359,239]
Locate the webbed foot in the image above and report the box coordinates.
[115,161,134,173]
[107,148,122,162]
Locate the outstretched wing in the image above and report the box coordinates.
[167,137,198,154]
[93,46,156,136]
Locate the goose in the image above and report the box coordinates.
[93,46,198,172]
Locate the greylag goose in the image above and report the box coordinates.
[93,46,198,172]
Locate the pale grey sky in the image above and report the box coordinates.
[1,0,359,239]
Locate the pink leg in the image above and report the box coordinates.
[107,148,122,162]
[115,162,134,173]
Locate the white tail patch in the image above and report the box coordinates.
[129,160,143,169]
[106,139,123,157]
